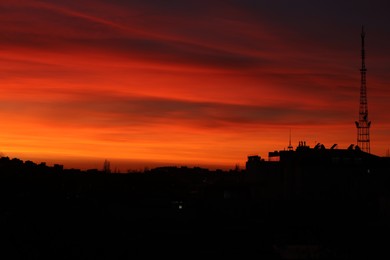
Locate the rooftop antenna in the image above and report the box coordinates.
[288,129,293,151]
[355,25,371,153]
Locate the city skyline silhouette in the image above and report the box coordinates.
[2,2,390,258]
[0,135,389,258]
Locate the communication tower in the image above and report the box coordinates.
[355,26,371,153]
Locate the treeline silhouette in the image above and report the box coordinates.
[0,155,390,259]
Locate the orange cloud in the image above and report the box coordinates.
[0,0,389,169]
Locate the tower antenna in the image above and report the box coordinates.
[355,25,371,153]
[288,129,293,151]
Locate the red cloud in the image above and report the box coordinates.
[0,0,389,169]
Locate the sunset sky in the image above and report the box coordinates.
[1,0,389,171]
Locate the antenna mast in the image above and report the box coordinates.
[288,129,293,151]
[355,26,371,153]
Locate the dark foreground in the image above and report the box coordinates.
[1,165,390,259]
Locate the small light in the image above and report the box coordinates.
[178,205,183,209]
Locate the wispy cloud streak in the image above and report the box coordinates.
[0,0,389,168]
